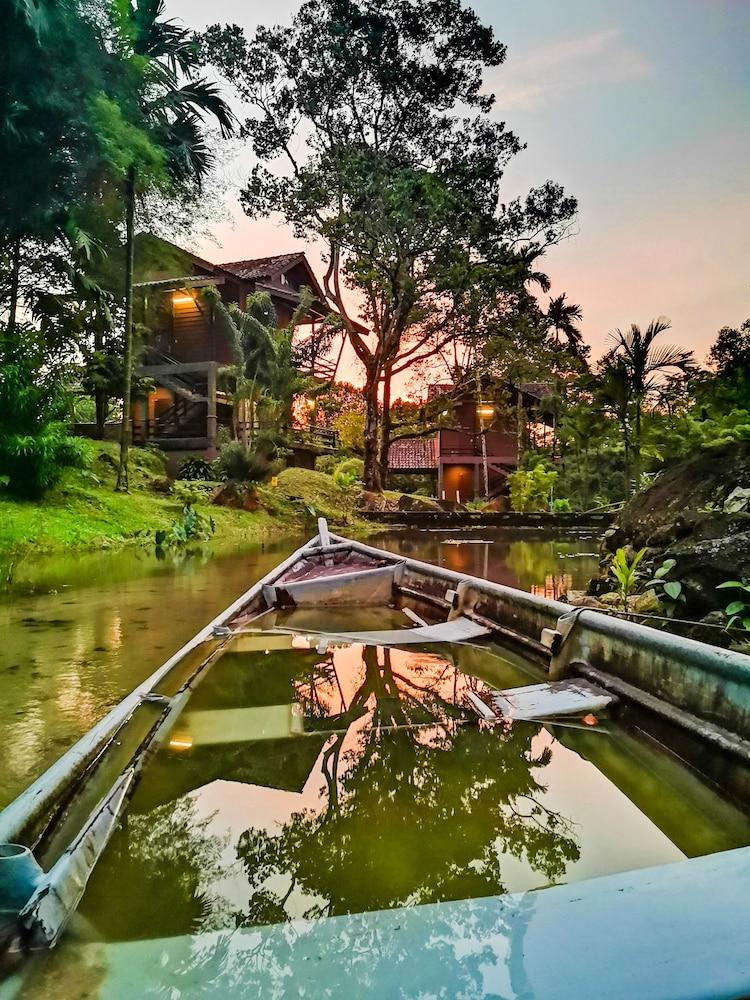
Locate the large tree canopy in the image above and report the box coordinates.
[203,0,577,488]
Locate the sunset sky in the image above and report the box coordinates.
[176,0,750,390]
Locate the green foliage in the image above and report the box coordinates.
[216,441,275,484]
[507,465,558,513]
[333,411,365,454]
[315,454,337,475]
[717,580,750,632]
[645,558,684,614]
[177,455,216,481]
[333,457,365,488]
[551,498,572,513]
[154,503,215,551]
[171,480,218,506]
[0,340,84,498]
[609,547,646,611]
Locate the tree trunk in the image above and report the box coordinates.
[116,166,136,492]
[7,238,21,338]
[632,397,642,491]
[93,321,107,439]
[363,366,382,492]
[377,362,393,489]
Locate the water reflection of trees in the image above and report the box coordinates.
[81,797,233,940]
[234,645,579,927]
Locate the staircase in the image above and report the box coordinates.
[152,398,207,441]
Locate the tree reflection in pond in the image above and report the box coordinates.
[233,643,580,927]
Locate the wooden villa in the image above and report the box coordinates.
[389,383,552,501]
[130,241,353,461]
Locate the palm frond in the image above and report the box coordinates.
[149,79,235,137]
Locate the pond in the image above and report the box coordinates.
[0,529,599,808]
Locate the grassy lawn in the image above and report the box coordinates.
[0,442,370,561]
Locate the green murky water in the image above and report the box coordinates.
[3,534,750,998]
[0,530,598,807]
[74,626,750,946]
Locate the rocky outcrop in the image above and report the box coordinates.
[601,441,750,618]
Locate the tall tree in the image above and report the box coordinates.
[203,0,576,490]
[0,0,111,332]
[106,0,234,491]
[606,318,693,487]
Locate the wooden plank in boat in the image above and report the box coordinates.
[270,615,490,647]
[478,679,614,721]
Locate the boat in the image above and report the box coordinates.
[2,518,750,998]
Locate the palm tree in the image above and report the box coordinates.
[115,0,234,490]
[608,317,693,488]
[547,294,584,353]
[203,284,317,447]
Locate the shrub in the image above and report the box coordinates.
[171,480,218,505]
[177,455,216,481]
[333,456,365,487]
[507,465,558,512]
[552,498,572,513]
[216,441,272,483]
[315,454,336,475]
[155,503,215,550]
[0,348,84,498]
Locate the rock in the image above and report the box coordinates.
[599,592,623,607]
[564,591,607,609]
[359,491,386,512]
[630,590,662,615]
[397,494,437,512]
[646,526,673,547]
[605,441,750,619]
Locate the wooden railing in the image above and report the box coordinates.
[290,427,338,450]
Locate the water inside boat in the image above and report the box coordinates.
[6,593,749,1000]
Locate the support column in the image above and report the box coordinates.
[207,363,218,458]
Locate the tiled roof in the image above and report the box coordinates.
[219,253,305,282]
[389,435,439,471]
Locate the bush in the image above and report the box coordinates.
[171,480,218,505]
[216,441,272,483]
[315,454,336,475]
[552,497,572,513]
[507,465,558,512]
[333,457,365,487]
[177,455,216,481]
[155,503,215,550]
[0,347,83,498]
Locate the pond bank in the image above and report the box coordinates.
[361,509,615,532]
[0,442,370,568]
